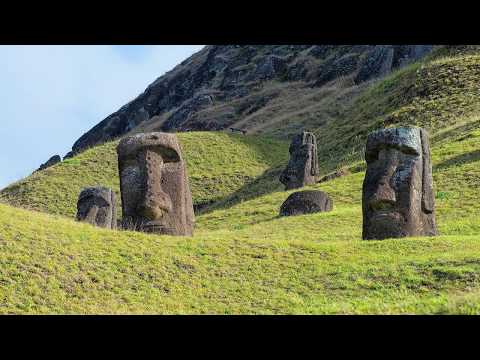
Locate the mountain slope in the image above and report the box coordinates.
[67,45,434,158]
[5,48,480,218]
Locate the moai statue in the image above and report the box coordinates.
[117,132,195,236]
[76,187,116,229]
[280,131,319,190]
[362,127,437,240]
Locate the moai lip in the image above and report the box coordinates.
[76,187,116,229]
[116,132,195,236]
[362,127,437,240]
[280,131,319,190]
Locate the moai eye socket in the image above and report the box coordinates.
[154,145,181,163]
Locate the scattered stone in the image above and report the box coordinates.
[37,155,61,171]
[318,168,350,183]
[280,131,319,190]
[280,190,333,216]
[76,187,116,229]
[362,127,437,240]
[117,132,195,236]
[229,127,247,135]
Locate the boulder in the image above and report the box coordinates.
[280,190,333,217]
[37,155,61,171]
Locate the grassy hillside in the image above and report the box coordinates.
[0,122,480,314]
[0,132,288,218]
[1,47,480,314]
[231,50,480,175]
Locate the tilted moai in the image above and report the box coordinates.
[76,187,116,229]
[280,131,320,190]
[117,132,195,236]
[362,127,437,240]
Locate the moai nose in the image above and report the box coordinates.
[369,176,397,210]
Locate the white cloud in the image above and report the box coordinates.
[0,45,204,189]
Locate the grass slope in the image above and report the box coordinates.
[0,117,480,313]
[0,132,288,218]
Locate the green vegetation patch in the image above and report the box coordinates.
[0,132,288,218]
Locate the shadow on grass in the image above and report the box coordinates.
[431,118,480,144]
[224,133,289,167]
[434,149,480,171]
[197,166,285,215]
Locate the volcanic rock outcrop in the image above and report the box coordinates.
[37,155,61,171]
[280,131,319,190]
[117,132,194,236]
[280,190,333,217]
[76,187,116,229]
[67,45,434,158]
[362,127,437,240]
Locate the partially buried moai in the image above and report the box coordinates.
[117,132,195,236]
[76,187,117,229]
[280,131,319,190]
[362,127,437,240]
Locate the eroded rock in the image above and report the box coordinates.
[280,190,333,216]
[117,132,195,236]
[37,155,61,171]
[76,187,116,229]
[362,127,437,240]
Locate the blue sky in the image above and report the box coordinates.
[0,45,204,189]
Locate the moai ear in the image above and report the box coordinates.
[110,190,117,230]
[420,129,435,213]
[310,134,319,176]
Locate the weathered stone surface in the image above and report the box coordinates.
[117,132,195,236]
[362,127,437,240]
[76,187,116,229]
[280,190,333,217]
[37,155,61,171]
[280,131,319,190]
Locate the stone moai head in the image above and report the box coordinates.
[76,187,116,229]
[280,131,319,190]
[117,132,195,236]
[362,127,437,240]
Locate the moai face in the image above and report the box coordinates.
[280,131,319,190]
[117,132,195,236]
[76,187,116,229]
[362,127,437,240]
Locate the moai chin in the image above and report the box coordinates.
[280,131,319,190]
[76,187,116,229]
[362,127,437,240]
[117,132,195,236]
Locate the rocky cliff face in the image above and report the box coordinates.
[68,45,434,157]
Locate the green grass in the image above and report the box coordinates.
[2,48,480,313]
[0,119,480,314]
[0,132,288,218]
